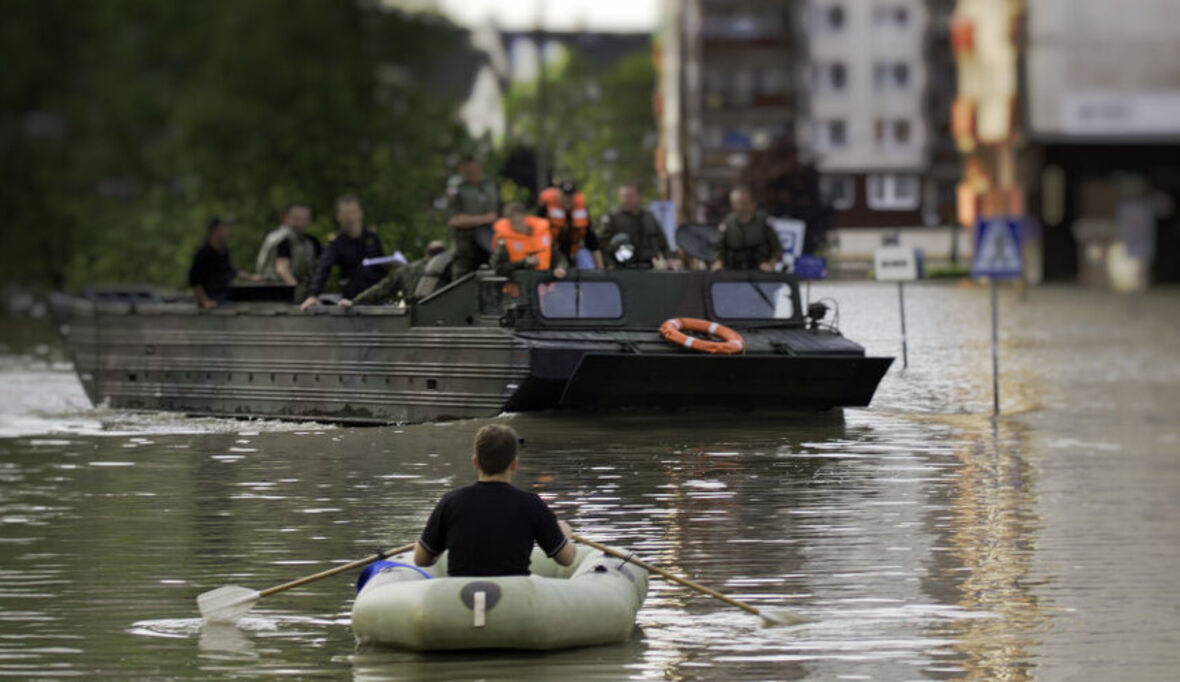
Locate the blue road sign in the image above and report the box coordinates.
[794,255,827,280]
[971,217,1023,279]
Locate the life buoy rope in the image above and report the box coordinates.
[658,318,745,355]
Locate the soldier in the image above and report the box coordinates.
[338,240,448,307]
[300,194,387,310]
[711,186,783,272]
[447,156,500,278]
[254,202,321,301]
[598,185,671,269]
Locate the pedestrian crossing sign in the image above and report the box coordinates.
[971,218,1023,279]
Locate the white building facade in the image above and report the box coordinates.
[801,1,954,267]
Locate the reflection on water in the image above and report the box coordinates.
[0,284,1178,679]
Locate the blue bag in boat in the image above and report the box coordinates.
[356,560,432,593]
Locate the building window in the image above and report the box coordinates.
[825,119,847,148]
[820,175,856,210]
[867,173,921,210]
[893,120,911,144]
[826,5,845,30]
[874,62,912,90]
[814,62,847,92]
[875,119,914,147]
[894,63,910,88]
[830,62,847,90]
[874,5,911,27]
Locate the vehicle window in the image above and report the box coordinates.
[537,281,623,319]
[711,281,795,319]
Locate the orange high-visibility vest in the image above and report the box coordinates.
[493,216,552,270]
[540,189,590,255]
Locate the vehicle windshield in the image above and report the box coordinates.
[537,281,623,319]
[710,281,795,320]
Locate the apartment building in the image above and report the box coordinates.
[800,0,965,267]
[661,0,800,222]
[658,0,961,266]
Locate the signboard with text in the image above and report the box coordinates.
[874,246,923,281]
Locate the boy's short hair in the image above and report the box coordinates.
[475,425,519,474]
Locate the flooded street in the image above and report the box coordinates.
[1,283,1178,680]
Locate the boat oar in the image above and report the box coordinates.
[571,533,807,627]
[197,542,416,624]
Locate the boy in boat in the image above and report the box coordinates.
[414,425,576,576]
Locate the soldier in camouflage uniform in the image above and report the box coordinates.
[599,184,671,269]
[711,186,783,272]
[447,157,500,278]
[339,240,448,307]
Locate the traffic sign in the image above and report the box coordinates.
[971,218,1023,279]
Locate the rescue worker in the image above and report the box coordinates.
[539,181,604,269]
[598,184,671,269]
[490,202,567,278]
[300,195,387,310]
[188,216,261,309]
[447,156,500,278]
[711,186,783,272]
[254,202,321,301]
[338,240,448,307]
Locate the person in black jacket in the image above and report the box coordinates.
[300,195,388,309]
[188,216,259,308]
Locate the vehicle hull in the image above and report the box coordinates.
[49,272,893,424]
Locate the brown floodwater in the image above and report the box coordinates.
[0,282,1177,680]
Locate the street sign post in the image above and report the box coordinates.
[971,217,1024,416]
[874,247,924,369]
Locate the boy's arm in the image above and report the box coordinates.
[536,498,576,566]
[552,521,576,566]
[413,542,438,567]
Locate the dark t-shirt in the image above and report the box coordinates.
[276,234,322,260]
[187,242,234,302]
[419,481,567,577]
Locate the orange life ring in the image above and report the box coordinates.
[658,318,745,355]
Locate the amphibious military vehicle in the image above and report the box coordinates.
[49,269,892,424]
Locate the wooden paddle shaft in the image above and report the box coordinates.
[258,543,416,598]
[571,533,761,616]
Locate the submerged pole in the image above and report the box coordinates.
[990,278,999,416]
[897,281,908,369]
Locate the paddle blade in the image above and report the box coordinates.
[758,607,812,627]
[197,586,261,624]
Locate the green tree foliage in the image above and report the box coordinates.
[0,0,471,289]
[500,46,656,217]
